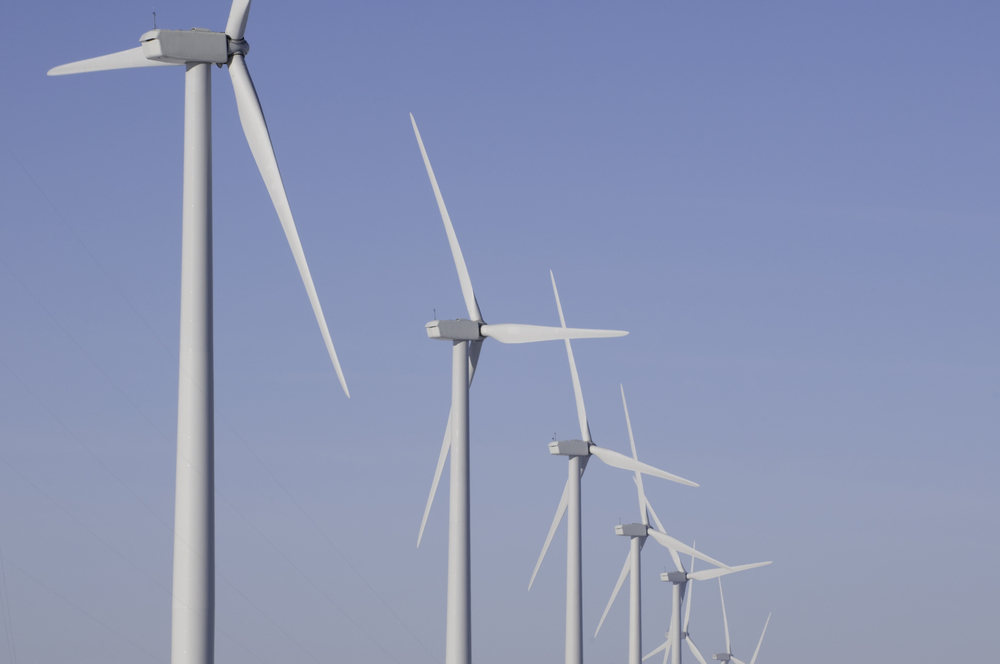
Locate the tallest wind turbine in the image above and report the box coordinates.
[411,116,628,664]
[49,3,349,663]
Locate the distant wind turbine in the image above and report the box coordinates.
[48,3,348,662]
[712,580,771,664]
[644,551,770,664]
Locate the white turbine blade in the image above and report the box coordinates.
[680,549,696,628]
[228,54,349,397]
[688,561,771,582]
[642,636,670,661]
[641,488,683,571]
[480,323,626,344]
[417,409,452,547]
[686,635,710,664]
[642,494,668,538]
[683,570,694,630]
[528,479,569,590]
[590,446,698,487]
[719,579,731,654]
[468,338,483,381]
[647,530,731,570]
[47,47,179,76]
[595,551,631,637]
[621,385,649,523]
[732,658,747,664]
[748,613,771,664]
[409,114,482,322]
[550,271,592,442]
[226,0,253,40]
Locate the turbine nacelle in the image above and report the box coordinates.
[426,318,482,341]
[662,571,688,584]
[713,654,732,662]
[139,28,231,64]
[548,439,590,456]
[615,522,649,538]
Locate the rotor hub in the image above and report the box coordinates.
[228,37,250,57]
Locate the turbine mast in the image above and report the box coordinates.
[172,62,215,664]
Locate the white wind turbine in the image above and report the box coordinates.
[643,551,771,664]
[527,273,701,664]
[410,115,629,664]
[712,580,771,664]
[595,388,735,664]
[48,3,348,663]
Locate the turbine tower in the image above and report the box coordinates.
[410,116,629,664]
[528,273,699,664]
[48,3,348,663]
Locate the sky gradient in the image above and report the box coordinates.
[0,1,998,662]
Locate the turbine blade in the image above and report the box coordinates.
[647,530,731,570]
[550,271,592,442]
[688,561,772,582]
[640,488,683,571]
[226,0,253,40]
[409,114,482,322]
[732,659,747,664]
[228,54,349,396]
[48,46,179,76]
[748,613,771,664]
[686,635,710,664]
[590,446,698,487]
[595,551,631,637]
[641,494,666,537]
[621,385,648,523]
[480,323,626,344]
[642,637,669,661]
[719,579,731,654]
[528,479,569,590]
[417,409,452,547]
[468,338,483,382]
[683,573,694,631]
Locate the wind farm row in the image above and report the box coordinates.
[411,115,772,664]
[39,1,776,663]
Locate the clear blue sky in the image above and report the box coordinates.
[0,1,997,662]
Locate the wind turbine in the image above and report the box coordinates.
[48,3,349,663]
[410,115,629,664]
[527,273,700,664]
[643,552,771,664]
[594,388,734,664]
[712,580,771,664]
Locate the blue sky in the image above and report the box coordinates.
[0,1,998,662]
